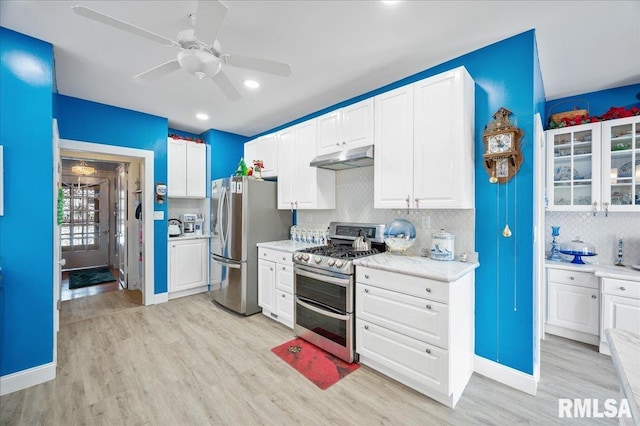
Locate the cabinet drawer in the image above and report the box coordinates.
[356,319,448,395]
[276,264,294,293]
[357,266,448,303]
[356,283,448,349]
[275,289,294,329]
[259,248,283,263]
[602,278,640,299]
[548,268,598,289]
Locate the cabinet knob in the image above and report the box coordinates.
[425,288,431,293]
[620,287,626,291]
[282,294,285,298]
[365,274,370,279]
[342,141,346,146]
[336,142,340,146]
[425,348,431,354]
[282,257,286,261]
[269,267,273,271]
[282,266,286,270]
[364,288,369,293]
[263,253,267,256]
[591,295,597,299]
[426,304,432,309]
[569,276,574,280]
[364,325,369,330]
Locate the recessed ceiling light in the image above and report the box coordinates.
[380,0,400,4]
[196,113,209,121]
[244,80,260,89]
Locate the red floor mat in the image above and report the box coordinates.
[271,337,360,390]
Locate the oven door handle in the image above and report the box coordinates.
[294,265,350,287]
[296,296,349,320]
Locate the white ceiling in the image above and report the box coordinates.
[2,1,639,137]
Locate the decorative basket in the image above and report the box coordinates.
[548,100,590,123]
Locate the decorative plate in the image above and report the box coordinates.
[618,159,639,178]
[554,166,581,181]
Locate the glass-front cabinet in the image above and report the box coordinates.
[601,116,639,212]
[546,123,601,211]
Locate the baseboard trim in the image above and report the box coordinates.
[0,362,56,396]
[168,285,208,300]
[151,292,169,305]
[474,355,538,396]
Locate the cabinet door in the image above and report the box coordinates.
[413,69,474,209]
[245,134,278,178]
[601,294,640,337]
[167,139,186,197]
[547,282,599,335]
[601,116,640,212]
[316,110,341,156]
[258,259,275,313]
[546,123,601,211]
[374,85,414,209]
[342,98,374,150]
[186,142,206,198]
[275,289,294,328]
[277,127,295,210]
[275,263,293,293]
[295,119,336,210]
[169,240,207,292]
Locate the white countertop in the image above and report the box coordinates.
[168,234,211,241]
[256,240,318,253]
[546,261,640,282]
[353,252,479,282]
[605,329,640,423]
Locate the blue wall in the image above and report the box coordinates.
[546,84,640,126]
[0,28,54,375]
[201,129,247,180]
[56,95,169,294]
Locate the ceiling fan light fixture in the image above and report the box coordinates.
[177,50,221,79]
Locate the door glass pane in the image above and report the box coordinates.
[573,182,592,205]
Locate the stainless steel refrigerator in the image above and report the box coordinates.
[211,176,292,315]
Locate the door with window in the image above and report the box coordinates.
[61,179,110,269]
[116,165,127,289]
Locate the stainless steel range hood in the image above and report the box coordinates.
[309,145,374,170]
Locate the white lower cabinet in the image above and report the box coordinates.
[545,267,600,345]
[168,239,208,297]
[600,278,640,355]
[355,266,474,408]
[258,247,294,328]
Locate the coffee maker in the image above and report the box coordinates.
[181,213,197,234]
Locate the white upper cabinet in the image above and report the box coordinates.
[244,133,278,178]
[316,98,374,156]
[374,67,475,209]
[167,138,206,198]
[277,119,336,210]
[546,116,639,213]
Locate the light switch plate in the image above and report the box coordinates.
[153,211,164,220]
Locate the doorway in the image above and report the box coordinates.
[58,139,155,306]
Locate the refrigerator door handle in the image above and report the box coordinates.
[211,254,242,269]
[218,186,227,247]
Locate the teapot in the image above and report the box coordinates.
[168,218,182,237]
[353,229,371,251]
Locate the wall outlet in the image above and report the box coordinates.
[421,215,430,230]
[421,247,429,257]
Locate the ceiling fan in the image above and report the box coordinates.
[72,0,292,100]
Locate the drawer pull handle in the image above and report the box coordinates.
[591,295,597,299]
[282,294,285,298]
[282,267,286,270]
[569,276,575,280]
[364,288,369,293]
[263,253,267,256]
[425,348,431,354]
[364,325,369,330]
[282,257,286,261]
[425,288,431,293]
[365,274,370,279]
[620,287,626,291]
[426,304,432,309]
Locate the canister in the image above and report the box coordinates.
[431,229,455,261]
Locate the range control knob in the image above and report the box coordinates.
[314,257,322,264]
[335,260,344,268]
[327,259,336,266]
[302,254,310,261]
[294,253,302,261]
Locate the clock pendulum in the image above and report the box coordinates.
[502,179,512,238]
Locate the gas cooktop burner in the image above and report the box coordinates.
[298,246,380,260]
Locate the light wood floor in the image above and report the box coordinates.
[1,291,620,425]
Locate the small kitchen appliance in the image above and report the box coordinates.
[181,213,197,234]
[293,222,385,363]
[194,213,205,236]
[168,218,182,237]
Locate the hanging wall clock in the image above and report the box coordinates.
[482,107,524,183]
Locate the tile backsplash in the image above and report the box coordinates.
[545,211,640,266]
[296,167,475,259]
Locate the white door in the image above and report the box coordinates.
[167,139,186,197]
[116,165,127,289]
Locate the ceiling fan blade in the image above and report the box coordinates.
[194,0,228,46]
[135,60,181,81]
[224,54,292,77]
[212,70,242,100]
[72,5,179,48]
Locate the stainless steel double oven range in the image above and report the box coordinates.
[292,222,385,363]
